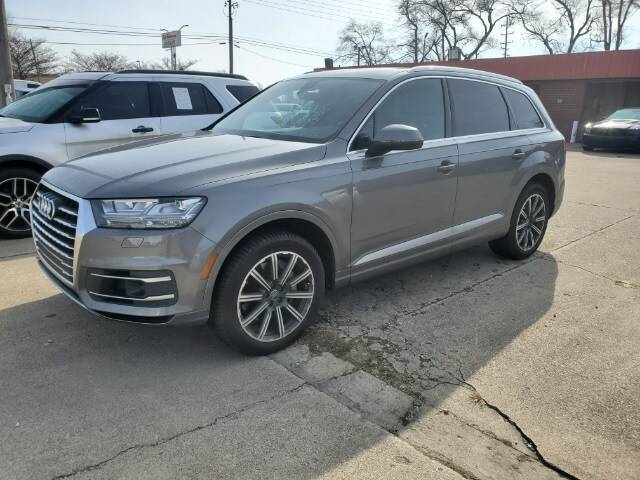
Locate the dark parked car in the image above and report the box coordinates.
[582,108,640,151]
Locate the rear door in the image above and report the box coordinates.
[158,81,224,134]
[448,78,535,231]
[64,80,161,159]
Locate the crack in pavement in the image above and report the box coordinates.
[49,382,308,480]
[565,200,638,213]
[550,213,636,254]
[543,256,639,290]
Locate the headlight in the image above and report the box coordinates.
[583,123,592,133]
[91,197,206,229]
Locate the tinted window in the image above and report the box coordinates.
[503,88,543,129]
[77,82,150,121]
[352,78,445,150]
[161,82,222,116]
[449,79,509,136]
[227,85,260,103]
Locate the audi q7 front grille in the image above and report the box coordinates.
[31,185,79,286]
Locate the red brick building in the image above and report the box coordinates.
[323,50,640,141]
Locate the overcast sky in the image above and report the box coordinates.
[7,0,640,86]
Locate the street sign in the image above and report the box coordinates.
[161,30,181,49]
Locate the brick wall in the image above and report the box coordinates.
[526,80,587,140]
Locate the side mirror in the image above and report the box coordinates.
[69,108,101,124]
[365,124,424,157]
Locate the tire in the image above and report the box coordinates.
[0,167,42,239]
[582,145,594,151]
[210,231,325,355]
[489,183,549,260]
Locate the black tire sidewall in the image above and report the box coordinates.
[0,167,42,239]
[212,232,325,355]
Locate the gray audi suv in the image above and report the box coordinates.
[33,66,565,354]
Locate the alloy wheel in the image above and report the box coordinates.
[236,251,315,342]
[516,193,546,252]
[0,177,38,233]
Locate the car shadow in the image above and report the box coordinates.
[0,244,558,478]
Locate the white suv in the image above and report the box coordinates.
[0,70,259,238]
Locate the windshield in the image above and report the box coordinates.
[0,84,91,122]
[607,109,640,121]
[212,77,384,142]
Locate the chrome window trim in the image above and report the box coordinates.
[346,75,550,158]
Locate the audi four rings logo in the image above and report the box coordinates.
[35,193,57,220]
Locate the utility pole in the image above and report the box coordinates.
[500,16,513,58]
[225,0,238,74]
[0,0,14,107]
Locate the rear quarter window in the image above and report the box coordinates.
[503,88,544,129]
[226,84,260,103]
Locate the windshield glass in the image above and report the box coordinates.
[0,84,91,122]
[607,109,640,121]
[212,77,384,142]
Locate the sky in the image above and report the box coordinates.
[6,0,640,86]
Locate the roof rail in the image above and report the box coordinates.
[116,69,248,80]
[409,65,523,84]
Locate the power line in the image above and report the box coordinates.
[243,0,378,25]
[9,22,331,57]
[237,44,315,68]
[275,0,393,23]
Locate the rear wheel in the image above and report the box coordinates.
[489,183,549,260]
[0,168,41,239]
[210,231,325,355]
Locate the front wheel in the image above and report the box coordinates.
[210,231,325,355]
[0,168,41,239]
[489,183,549,260]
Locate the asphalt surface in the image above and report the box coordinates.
[1,149,638,480]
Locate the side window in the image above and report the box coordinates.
[502,88,544,130]
[449,79,509,136]
[160,82,223,116]
[351,78,445,151]
[226,84,260,103]
[77,81,150,120]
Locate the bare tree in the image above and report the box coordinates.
[336,20,395,66]
[396,0,508,61]
[146,57,198,71]
[65,50,133,72]
[9,31,58,79]
[512,0,597,53]
[595,0,639,49]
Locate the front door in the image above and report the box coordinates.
[349,77,458,272]
[64,80,161,160]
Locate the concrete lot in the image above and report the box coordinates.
[1,149,638,480]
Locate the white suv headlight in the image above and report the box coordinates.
[91,197,206,229]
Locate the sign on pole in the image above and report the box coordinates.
[161,30,181,49]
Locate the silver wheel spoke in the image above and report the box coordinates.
[241,301,269,327]
[285,291,314,300]
[516,222,527,231]
[250,269,271,291]
[238,293,264,303]
[257,309,272,340]
[280,253,298,284]
[275,307,285,338]
[0,192,11,206]
[289,268,312,287]
[285,302,304,323]
[535,216,546,223]
[270,253,279,281]
[0,207,16,226]
[530,223,542,236]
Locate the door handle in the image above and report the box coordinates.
[132,125,154,133]
[437,160,456,174]
[512,149,526,160]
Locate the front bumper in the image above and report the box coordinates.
[582,132,640,149]
[34,181,216,325]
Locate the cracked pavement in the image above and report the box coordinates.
[1,149,639,479]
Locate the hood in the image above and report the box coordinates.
[43,130,327,198]
[0,116,34,134]
[592,119,640,129]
